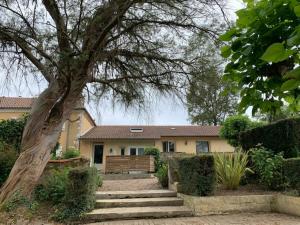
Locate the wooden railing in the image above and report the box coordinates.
[105,155,155,174]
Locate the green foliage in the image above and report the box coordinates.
[178,155,216,196]
[221,0,300,115]
[2,191,38,213]
[53,166,99,222]
[0,142,17,186]
[220,115,262,147]
[156,163,168,188]
[283,158,300,191]
[240,118,300,158]
[250,147,286,190]
[144,147,161,171]
[186,32,237,126]
[62,147,80,159]
[34,168,70,204]
[0,115,27,152]
[214,151,251,190]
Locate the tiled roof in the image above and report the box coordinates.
[0,97,35,109]
[0,97,84,109]
[80,125,221,140]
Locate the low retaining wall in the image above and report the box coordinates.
[178,193,300,217]
[274,194,300,217]
[178,194,274,216]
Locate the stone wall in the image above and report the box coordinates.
[178,193,300,217]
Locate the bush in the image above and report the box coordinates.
[53,166,99,221]
[220,115,260,147]
[145,147,161,171]
[62,147,80,159]
[178,155,216,196]
[156,163,168,188]
[0,142,17,186]
[35,168,69,204]
[250,147,286,190]
[214,151,251,190]
[283,158,300,191]
[240,118,300,158]
[0,115,28,152]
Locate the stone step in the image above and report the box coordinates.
[96,190,177,199]
[85,206,192,222]
[96,197,184,208]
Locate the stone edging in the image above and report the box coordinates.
[178,193,300,217]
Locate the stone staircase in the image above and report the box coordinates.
[85,190,192,222]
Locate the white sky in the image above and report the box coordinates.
[0,0,245,125]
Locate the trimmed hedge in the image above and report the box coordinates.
[240,118,300,158]
[283,158,300,190]
[53,166,99,221]
[178,155,216,196]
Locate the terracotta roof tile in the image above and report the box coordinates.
[0,97,35,109]
[0,97,84,109]
[80,125,221,139]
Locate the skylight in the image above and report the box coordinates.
[130,128,143,133]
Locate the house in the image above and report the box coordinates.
[0,97,95,152]
[0,97,234,173]
[79,125,234,171]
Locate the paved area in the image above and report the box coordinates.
[98,178,162,191]
[86,213,300,225]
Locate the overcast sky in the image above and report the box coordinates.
[0,0,244,125]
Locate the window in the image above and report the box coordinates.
[163,141,175,152]
[130,147,145,155]
[196,141,209,154]
[94,144,104,164]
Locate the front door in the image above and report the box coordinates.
[94,144,103,170]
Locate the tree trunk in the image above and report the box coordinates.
[0,79,85,204]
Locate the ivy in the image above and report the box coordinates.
[221,0,300,115]
[0,114,28,152]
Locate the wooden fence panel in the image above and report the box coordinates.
[105,155,155,174]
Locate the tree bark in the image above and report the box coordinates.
[0,78,85,204]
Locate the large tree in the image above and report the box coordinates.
[186,32,237,125]
[221,0,300,116]
[0,0,225,203]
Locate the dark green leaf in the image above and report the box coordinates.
[260,43,294,63]
[281,79,300,91]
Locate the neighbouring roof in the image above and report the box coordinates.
[80,125,221,140]
[0,97,96,125]
[0,96,85,109]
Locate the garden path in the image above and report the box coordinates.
[86,213,300,225]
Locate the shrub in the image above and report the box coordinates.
[178,155,216,196]
[53,166,99,221]
[35,168,69,204]
[156,163,168,188]
[220,115,259,147]
[250,147,286,190]
[62,147,80,159]
[214,150,251,190]
[0,115,28,152]
[2,191,38,213]
[0,142,17,186]
[145,147,161,171]
[240,118,300,158]
[283,158,300,191]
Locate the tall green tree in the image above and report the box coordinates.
[0,0,226,203]
[186,32,238,125]
[221,0,300,116]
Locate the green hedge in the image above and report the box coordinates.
[52,166,99,221]
[240,118,300,158]
[283,158,300,190]
[178,155,216,196]
[0,143,17,186]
